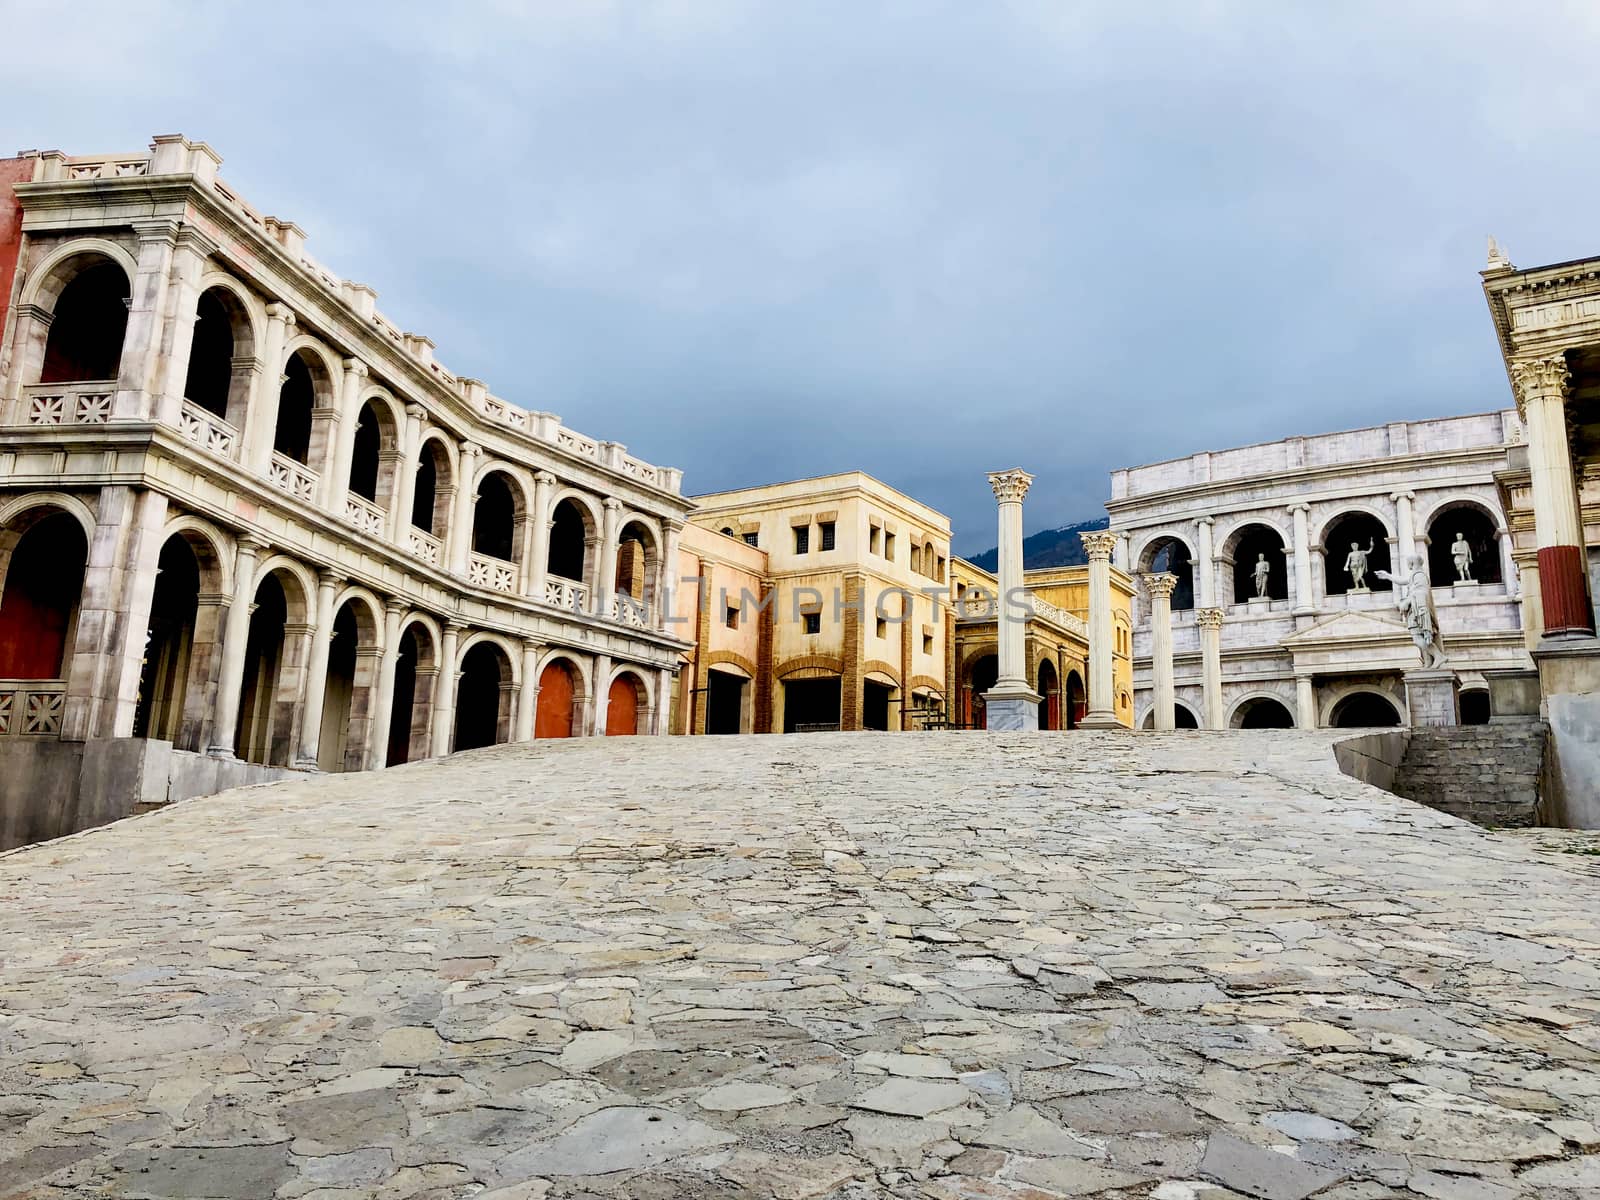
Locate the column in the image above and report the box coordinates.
[1510,355,1595,636]
[1295,674,1317,730]
[323,358,368,508]
[390,404,426,543]
[983,469,1042,730]
[113,218,179,420]
[1195,517,1216,609]
[432,622,462,756]
[208,536,266,756]
[248,303,295,473]
[296,571,340,768]
[368,600,404,768]
[152,227,219,426]
[1197,607,1225,730]
[657,521,683,631]
[528,471,556,601]
[1146,573,1178,731]
[448,442,481,575]
[598,498,623,620]
[1079,529,1121,729]
[1393,490,1417,575]
[653,666,672,735]
[1498,528,1519,599]
[592,652,612,735]
[1289,503,1314,615]
[515,640,542,741]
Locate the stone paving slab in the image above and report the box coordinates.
[3,731,1600,1199]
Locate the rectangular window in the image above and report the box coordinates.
[935,555,946,580]
[923,633,934,654]
[802,611,821,635]
[742,531,758,547]
[725,605,739,630]
[794,525,810,554]
[884,532,896,559]
[819,521,836,552]
[875,616,887,639]
[869,527,881,555]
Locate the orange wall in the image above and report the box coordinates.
[0,156,34,342]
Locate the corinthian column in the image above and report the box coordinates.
[982,469,1042,730]
[1146,572,1178,731]
[1197,607,1225,730]
[1079,529,1121,729]
[1510,355,1595,637]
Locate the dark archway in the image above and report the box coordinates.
[134,535,201,741]
[1228,524,1288,603]
[1065,669,1085,729]
[863,679,893,731]
[1460,690,1491,725]
[536,659,578,738]
[348,402,382,502]
[1426,505,1501,587]
[784,676,841,732]
[1329,691,1402,728]
[548,499,588,581]
[411,439,455,539]
[1141,537,1195,611]
[1323,513,1392,596]
[183,290,235,419]
[1234,696,1295,729]
[0,511,88,680]
[473,472,517,562]
[387,625,423,766]
[706,668,746,734]
[1037,659,1060,730]
[236,574,290,765]
[275,352,318,464]
[455,641,511,751]
[968,654,998,729]
[318,600,380,772]
[40,260,128,384]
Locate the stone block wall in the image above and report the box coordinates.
[1392,723,1548,828]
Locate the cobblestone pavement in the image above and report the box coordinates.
[4,732,1600,1200]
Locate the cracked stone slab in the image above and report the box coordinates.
[490,1105,736,1178]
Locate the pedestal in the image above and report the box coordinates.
[1247,596,1273,611]
[1452,579,1479,591]
[983,687,1042,731]
[1403,669,1459,727]
[1347,586,1371,596]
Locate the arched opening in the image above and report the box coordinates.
[40,260,128,384]
[134,535,201,741]
[455,642,512,751]
[318,600,380,772]
[1140,537,1194,611]
[348,402,383,503]
[411,439,453,538]
[1233,696,1295,729]
[1329,690,1402,728]
[472,472,518,563]
[1426,504,1501,587]
[183,288,248,421]
[1460,689,1491,725]
[1064,670,1085,729]
[0,510,88,680]
[536,658,579,738]
[783,674,842,733]
[606,672,643,736]
[548,499,588,582]
[706,667,749,734]
[275,352,320,464]
[863,677,896,731]
[1227,524,1289,603]
[1323,513,1392,596]
[1037,659,1060,730]
[1143,703,1200,729]
[236,572,300,765]
[614,520,658,620]
[968,654,998,729]
[386,623,437,766]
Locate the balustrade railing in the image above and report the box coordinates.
[267,452,319,502]
[344,492,386,537]
[611,593,650,628]
[954,590,1087,637]
[23,382,113,426]
[177,400,237,459]
[544,576,589,613]
[408,528,442,566]
[468,552,518,594]
[0,681,66,737]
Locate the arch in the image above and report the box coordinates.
[1423,499,1503,587]
[535,652,589,739]
[1229,693,1296,729]
[472,467,528,564]
[704,650,758,678]
[235,565,312,766]
[388,614,442,766]
[39,258,130,384]
[19,239,139,310]
[133,528,232,751]
[0,491,96,543]
[347,396,401,506]
[966,652,999,729]
[317,595,382,771]
[159,513,235,599]
[411,434,457,539]
[547,492,599,583]
[1135,534,1195,612]
[183,282,258,428]
[1037,657,1060,730]
[1222,522,1289,604]
[455,640,514,751]
[1064,669,1085,729]
[605,669,647,736]
[1141,700,1200,730]
[774,654,846,679]
[0,507,88,680]
[274,347,335,465]
[1320,510,1393,596]
[1327,689,1403,728]
[457,629,524,683]
[615,514,663,613]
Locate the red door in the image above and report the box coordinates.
[535,661,575,738]
[606,675,639,736]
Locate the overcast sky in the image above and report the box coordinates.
[11,1,1600,551]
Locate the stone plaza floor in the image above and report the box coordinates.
[3,732,1600,1200]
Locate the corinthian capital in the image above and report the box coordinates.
[1144,572,1178,599]
[1080,530,1118,562]
[988,468,1034,504]
[1195,607,1225,630]
[1509,354,1571,419]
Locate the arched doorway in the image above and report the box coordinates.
[968,654,998,729]
[182,287,254,429]
[1233,696,1295,729]
[134,535,201,742]
[1143,703,1200,729]
[410,438,454,545]
[614,520,658,623]
[1064,670,1085,729]
[472,472,519,562]
[236,572,302,766]
[0,510,88,681]
[455,641,512,751]
[547,499,589,583]
[347,400,397,510]
[1426,504,1502,587]
[606,672,643,736]
[386,623,436,766]
[1226,524,1289,603]
[1037,659,1060,730]
[318,599,380,772]
[275,351,329,466]
[1329,691,1402,728]
[1139,537,1195,612]
[40,259,128,384]
[536,658,579,738]
[1322,512,1392,596]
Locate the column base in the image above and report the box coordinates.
[1403,669,1459,727]
[983,687,1042,732]
[1077,710,1122,730]
[205,746,238,761]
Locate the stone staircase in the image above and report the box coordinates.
[1393,722,1548,828]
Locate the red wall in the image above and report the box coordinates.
[0,156,33,341]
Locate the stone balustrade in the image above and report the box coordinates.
[177,402,237,459]
[267,452,319,502]
[343,493,386,538]
[407,528,442,566]
[468,553,518,594]
[0,681,67,737]
[23,381,113,426]
[544,576,589,614]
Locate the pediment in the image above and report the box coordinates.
[1280,608,1407,648]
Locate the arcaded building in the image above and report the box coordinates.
[0,136,690,847]
[1107,414,1533,730]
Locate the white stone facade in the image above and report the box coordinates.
[1107,413,1534,729]
[0,135,691,842]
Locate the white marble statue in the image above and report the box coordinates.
[1253,553,1271,599]
[1376,555,1446,669]
[1451,532,1473,582]
[1344,540,1373,590]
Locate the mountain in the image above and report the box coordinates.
[964,516,1110,573]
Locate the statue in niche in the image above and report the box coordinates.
[1451,532,1474,582]
[1253,553,1271,599]
[1377,555,1446,669]
[1344,539,1374,591]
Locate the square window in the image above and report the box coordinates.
[819,521,836,551]
[742,531,758,547]
[802,611,821,635]
[875,616,887,638]
[794,525,810,554]
[725,605,739,630]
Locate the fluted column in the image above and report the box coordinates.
[322,358,367,508]
[369,600,404,767]
[248,304,295,473]
[1510,355,1594,636]
[1295,674,1316,730]
[1146,573,1177,731]
[432,622,462,756]
[528,471,556,602]
[1195,516,1216,609]
[983,469,1041,730]
[1197,607,1225,730]
[390,403,426,544]
[515,640,542,741]
[598,498,623,620]
[1080,529,1120,729]
[448,442,481,575]
[297,571,340,768]
[1289,503,1314,615]
[207,535,267,757]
